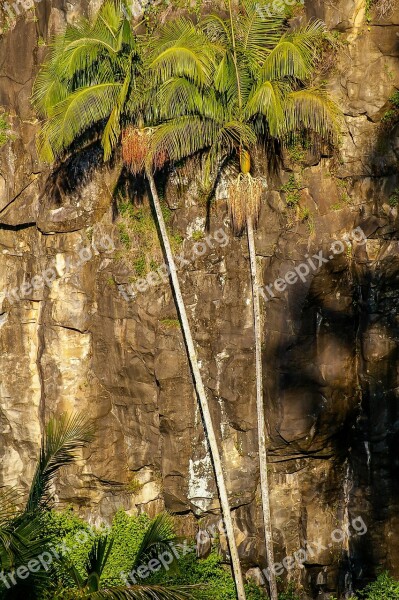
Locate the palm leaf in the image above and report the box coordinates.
[245,80,287,136]
[148,18,215,86]
[237,0,285,66]
[85,535,114,587]
[131,513,177,570]
[260,20,326,81]
[31,36,70,118]
[25,412,94,512]
[148,116,221,166]
[102,63,133,160]
[284,87,342,143]
[37,82,122,161]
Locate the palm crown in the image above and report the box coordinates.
[33,0,340,174]
[32,0,141,162]
[145,1,341,227]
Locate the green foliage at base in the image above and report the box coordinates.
[42,510,270,599]
[150,548,267,600]
[277,582,301,600]
[358,572,399,599]
[41,508,151,587]
[389,188,399,207]
[20,509,399,600]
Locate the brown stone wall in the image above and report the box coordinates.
[0,1,398,597]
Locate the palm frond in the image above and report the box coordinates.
[131,513,177,570]
[102,64,133,160]
[31,36,70,118]
[37,82,122,161]
[245,80,287,136]
[284,87,342,143]
[0,508,50,571]
[200,13,231,48]
[260,20,326,81]
[148,116,221,167]
[261,39,310,81]
[237,0,285,66]
[148,18,215,86]
[85,535,114,584]
[88,585,196,599]
[25,412,94,512]
[157,78,223,122]
[218,120,257,150]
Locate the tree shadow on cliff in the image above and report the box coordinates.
[263,249,399,596]
[42,140,109,204]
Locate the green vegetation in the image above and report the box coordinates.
[299,206,315,234]
[19,505,304,600]
[357,572,399,599]
[116,197,181,279]
[389,188,399,207]
[149,548,267,600]
[125,476,144,495]
[191,230,204,242]
[159,318,180,329]
[0,113,9,148]
[277,583,300,600]
[281,174,302,207]
[382,91,399,127]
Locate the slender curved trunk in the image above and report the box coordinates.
[247,215,278,600]
[147,171,246,600]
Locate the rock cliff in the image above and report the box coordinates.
[0,0,398,597]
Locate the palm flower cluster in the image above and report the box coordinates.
[122,126,169,174]
[228,173,263,232]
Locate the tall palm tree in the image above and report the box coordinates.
[31,5,246,599]
[0,412,94,599]
[144,4,341,599]
[32,3,341,599]
[49,513,195,599]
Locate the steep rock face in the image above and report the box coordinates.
[0,1,398,598]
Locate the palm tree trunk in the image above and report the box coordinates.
[246,215,278,600]
[147,171,247,600]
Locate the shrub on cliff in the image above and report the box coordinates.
[358,572,399,599]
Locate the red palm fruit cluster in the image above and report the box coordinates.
[122,127,169,174]
[122,126,149,174]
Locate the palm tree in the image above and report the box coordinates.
[0,412,94,599]
[48,513,195,599]
[32,5,247,599]
[143,5,341,599]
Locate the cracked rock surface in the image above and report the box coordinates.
[0,0,399,597]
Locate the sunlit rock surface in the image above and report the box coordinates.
[0,1,399,597]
